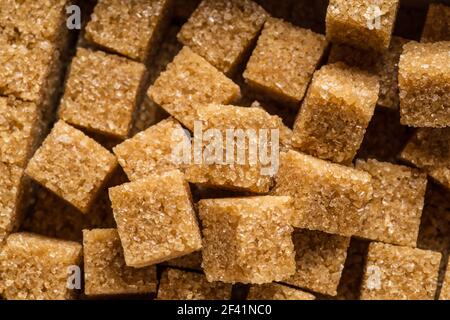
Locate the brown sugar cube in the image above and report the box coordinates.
[421,3,450,43]
[0,232,82,300]
[59,48,147,138]
[83,228,157,296]
[354,159,427,247]
[157,268,232,300]
[147,46,241,130]
[360,242,441,300]
[326,0,400,52]
[162,251,203,271]
[185,103,291,193]
[198,196,295,284]
[247,283,315,300]
[292,63,379,165]
[400,128,450,190]
[272,151,373,237]
[113,118,187,181]
[440,262,450,300]
[283,229,350,296]
[398,41,450,127]
[243,18,328,105]
[25,120,117,214]
[85,0,172,62]
[109,170,202,268]
[178,0,267,75]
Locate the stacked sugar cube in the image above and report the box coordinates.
[0,0,449,301]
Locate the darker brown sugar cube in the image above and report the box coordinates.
[421,3,450,43]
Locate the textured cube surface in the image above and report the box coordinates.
[440,262,450,300]
[398,41,450,127]
[25,121,117,213]
[360,242,441,300]
[0,232,82,300]
[284,229,350,296]
[147,47,241,130]
[292,63,379,164]
[247,283,315,300]
[421,3,450,43]
[83,228,157,296]
[326,0,399,51]
[109,170,202,268]
[355,159,427,247]
[0,163,23,243]
[199,196,295,284]
[273,151,373,237]
[157,268,232,300]
[243,18,327,104]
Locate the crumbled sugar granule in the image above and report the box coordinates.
[59,47,147,138]
[440,261,450,300]
[198,196,296,284]
[147,46,241,130]
[247,283,315,300]
[109,170,202,268]
[421,3,450,43]
[113,118,187,181]
[272,150,373,237]
[83,229,157,296]
[400,128,450,190]
[25,120,117,214]
[243,17,328,105]
[326,0,400,52]
[178,0,267,75]
[157,268,232,300]
[292,63,379,165]
[0,232,82,300]
[355,159,427,247]
[398,41,450,127]
[185,103,291,193]
[283,229,350,296]
[360,242,442,300]
[162,251,203,271]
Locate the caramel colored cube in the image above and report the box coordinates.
[292,63,379,164]
[157,268,232,300]
[162,251,203,271]
[247,283,315,300]
[398,41,450,127]
[83,228,157,296]
[360,242,441,300]
[178,0,267,75]
[109,170,202,268]
[440,262,450,300]
[283,229,350,296]
[243,18,328,105]
[272,151,373,237]
[59,48,147,138]
[85,0,172,62]
[355,159,427,247]
[147,47,241,130]
[326,0,399,52]
[25,121,117,213]
[198,196,295,284]
[421,3,450,43]
[0,232,82,300]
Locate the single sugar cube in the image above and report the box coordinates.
[162,251,203,271]
[283,229,350,296]
[25,120,118,214]
[147,46,241,130]
[247,283,315,300]
[198,196,295,284]
[421,3,450,43]
[59,48,147,138]
[272,150,373,237]
[398,41,450,127]
[292,63,379,165]
[85,0,172,62]
[109,170,202,268]
[83,228,157,296]
[400,128,450,190]
[178,0,267,75]
[326,0,400,52]
[243,18,328,105]
[157,268,232,300]
[0,232,82,300]
[360,242,441,300]
[113,118,187,181]
[440,262,450,300]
